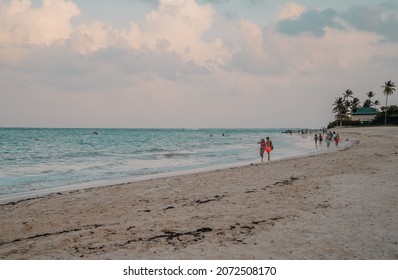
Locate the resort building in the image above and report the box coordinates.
[351,107,379,123]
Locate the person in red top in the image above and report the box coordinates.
[334,133,340,147]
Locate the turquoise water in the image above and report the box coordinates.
[0,128,316,196]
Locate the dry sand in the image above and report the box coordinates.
[0,126,397,259]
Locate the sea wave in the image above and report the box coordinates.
[0,127,319,197]
[161,151,196,158]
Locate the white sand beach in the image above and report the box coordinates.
[0,126,397,259]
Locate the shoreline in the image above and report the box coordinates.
[1,126,397,259]
[0,134,352,206]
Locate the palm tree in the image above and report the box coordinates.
[366,91,375,99]
[344,99,353,116]
[351,97,360,113]
[363,91,379,109]
[333,97,346,126]
[382,81,396,124]
[342,89,355,117]
[374,100,380,109]
[363,99,372,108]
[343,89,354,101]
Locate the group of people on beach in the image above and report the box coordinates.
[314,131,340,148]
[257,137,273,162]
[258,130,342,162]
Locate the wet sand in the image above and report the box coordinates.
[0,126,397,259]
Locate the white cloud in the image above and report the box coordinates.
[135,0,226,65]
[69,21,129,53]
[229,19,268,74]
[277,2,306,20]
[0,0,232,67]
[0,0,80,45]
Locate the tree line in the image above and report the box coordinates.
[332,80,396,127]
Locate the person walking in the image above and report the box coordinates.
[265,137,273,161]
[258,138,266,162]
[334,133,340,147]
[326,133,331,148]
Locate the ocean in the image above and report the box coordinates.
[0,128,318,198]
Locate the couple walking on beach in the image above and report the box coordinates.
[258,137,273,162]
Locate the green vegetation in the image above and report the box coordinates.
[329,81,396,128]
[382,81,397,125]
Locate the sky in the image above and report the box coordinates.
[1,0,397,128]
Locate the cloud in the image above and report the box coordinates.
[0,0,272,78]
[198,0,230,3]
[379,0,398,11]
[0,0,80,45]
[341,5,398,42]
[135,0,218,63]
[67,21,129,53]
[229,19,268,74]
[0,0,228,66]
[276,8,342,37]
[275,3,398,42]
[277,2,306,20]
[242,0,264,6]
